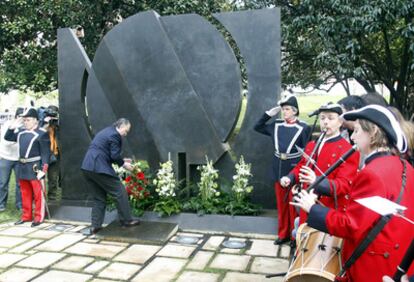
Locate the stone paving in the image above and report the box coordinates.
[0,220,289,282]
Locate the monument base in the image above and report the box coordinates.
[96,220,178,245]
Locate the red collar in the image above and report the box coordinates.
[285,118,297,124]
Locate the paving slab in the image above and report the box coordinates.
[0,226,35,236]
[250,257,289,274]
[186,250,214,270]
[64,242,125,258]
[0,267,42,282]
[31,270,92,282]
[35,233,84,251]
[52,255,94,271]
[0,253,26,268]
[99,241,129,247]
[209,254,251,271]
[222,272,284,282]
[176,271,220,282]
[91,279,117,282]
[131,257,187,282]
[27,229,60,239]
[16,251,66,268]
[97,220,178,245]
[98,262,141,280]
[220,248,242,254]
[113,244,161,264]
[0,247,6,253]
[202,236,225,251]
[8,239,43,253]
[0,235,27,248]
[157,243,196,258]
[84,260,110,273]
[279,244,291,258]
[246,239,278,257]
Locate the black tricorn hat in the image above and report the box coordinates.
[21,108,38,120]
[318,102,343,115]
[278,95,299,115]
[342,105,407,153]
[15,107,24,118]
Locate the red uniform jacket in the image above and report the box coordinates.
[287,135,360,222]
[308,153,414,281]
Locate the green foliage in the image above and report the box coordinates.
[153,198,181,217]
[242,0,414,116]
[0,0,235,93]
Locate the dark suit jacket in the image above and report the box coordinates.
[81,126,124,177]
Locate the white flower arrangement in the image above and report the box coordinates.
[197,157,220,202]
[232,156,253,202]
[154,159,176,198]
[113,164,127,178]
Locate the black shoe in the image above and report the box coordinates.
[84,227,102,236]
[121,220,140,227]
[274,238,290,245]
[31,221,42,227]
[15,220,29,225]
[91,227,102,234]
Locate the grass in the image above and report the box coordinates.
[0,172,22,223]
[297,94,346,124]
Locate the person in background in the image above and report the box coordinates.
[388,106,414,166]
[42,105,60,200]
[337,95,367,143]
[5,108,50,227]
[81,118,140,235]
[0,107,24,212]
[361,92,389,107]
[254,95,311,245]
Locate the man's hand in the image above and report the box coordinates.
[265,106,281,117]
[123,158,132,163]
[9,117,23,129]
[280,176,291,187]
[123,162,133,171]
[42,164,49,173]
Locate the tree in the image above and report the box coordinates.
[0,0,235,94]
[241,0,414,116]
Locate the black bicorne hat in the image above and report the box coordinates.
[318,102,343,115]
[21,108,38,120]
[341,105,407,153]
[278,95,299,115]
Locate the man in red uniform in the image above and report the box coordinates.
[292,105,414,281]
[281,103,360,224]
[5,108,50,227]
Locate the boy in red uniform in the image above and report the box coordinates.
[280,103,360,224]
[292,105,414,281]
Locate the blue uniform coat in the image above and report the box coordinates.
[254,113,311,182]
[81,126,124,177]
[5,127,50,180]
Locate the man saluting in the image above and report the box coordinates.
[5,108,50,227]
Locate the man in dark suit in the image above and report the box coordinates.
[81,118,139,234]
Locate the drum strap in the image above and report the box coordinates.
[337,159,407,280]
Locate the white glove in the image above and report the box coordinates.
[280,176,291,188]
[265,106,281,117]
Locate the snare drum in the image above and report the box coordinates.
[285,224,343,282]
